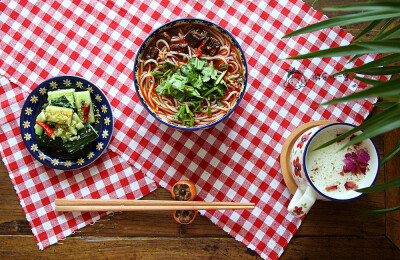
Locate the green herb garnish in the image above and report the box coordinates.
[156,58,228,125]
[152,97,161,106]
[152,61,176,78]
[218,63,228,71]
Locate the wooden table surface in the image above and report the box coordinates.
[1,0,400,259]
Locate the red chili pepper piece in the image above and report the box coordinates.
[196,49,202,57]
[198,40,205,49]
[35,121,55,137]
[83,105,90,123]
[196,41,205,57]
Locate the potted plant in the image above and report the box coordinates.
[285,0,400,214]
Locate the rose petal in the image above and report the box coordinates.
[358,162,369,175]
[356,149,370,163]
[344,181,359,190]
[343,160,356,173]
[325,185,338,192]
[345,152,357,161]
[343,149,370,175]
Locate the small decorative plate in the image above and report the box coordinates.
[20,75,114,170]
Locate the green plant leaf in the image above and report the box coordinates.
[336,110,400,150]
[375,18,397,38]
[357,206,400,215]
[283,11,400,38]
[342,116,400,148]
[357,177,400,193]
[349,75,383,85]
[375,23,400,40]
[336,53,400,76]
[313,127,359,151]
[286,45,374,59]
[353,66,400,75]
[321,77,400,105]
[325,2,400,11]
[353,20,384,41]
[314,104,400,150]
[347,54,363,64]
[356,39,400,53]
[380,140,400,165]
[288,39,400,60]
[372,101,398,109]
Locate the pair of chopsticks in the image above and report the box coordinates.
[55,199,255,212]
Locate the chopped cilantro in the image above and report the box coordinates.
[152,97,160,106]
[215,70,227,85]
[155,57,228,125]
[152,70,164,78]
[152,61,176,78]
[218,63,228,71]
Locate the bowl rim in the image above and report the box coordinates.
[302,122,380,201]
[19,74,114,170]
[133,17,248,131]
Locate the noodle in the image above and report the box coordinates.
[137,23,245,127]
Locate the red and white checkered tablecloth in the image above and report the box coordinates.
[0,73,158,249]
[0,0,386,259]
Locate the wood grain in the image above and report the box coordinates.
[0,236,259,259]
[385,127,400,249]
[0,235,399,259]
[283,236,400,259]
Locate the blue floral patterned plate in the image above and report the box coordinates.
[20,75,113,170]
[133,18,248,131]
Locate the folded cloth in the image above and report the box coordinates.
[0,0,386,259]
[0,76,158,249]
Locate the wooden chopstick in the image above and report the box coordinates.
[55,199,254,206]
[54,199,255,212]
[55,205,254,212]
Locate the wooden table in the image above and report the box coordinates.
[1,0,400,259]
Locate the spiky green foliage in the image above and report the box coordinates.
[285,0,400,214]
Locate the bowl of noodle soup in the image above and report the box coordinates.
[134,18,247,130]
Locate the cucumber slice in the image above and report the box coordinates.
[72,113,84,130]
[74,91,95,124]
[45,105,74,125]
[34,125,44,136]
[36,135,92,159]
[53,124,78,142]
[63,124,99,153]
[48,89,75,106]
[49,96,75,109]
[34,110,46,135]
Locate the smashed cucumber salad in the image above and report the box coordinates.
[34,88,99,158]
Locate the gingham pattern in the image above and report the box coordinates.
[0,75,158,250]
[0,0,386,259]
